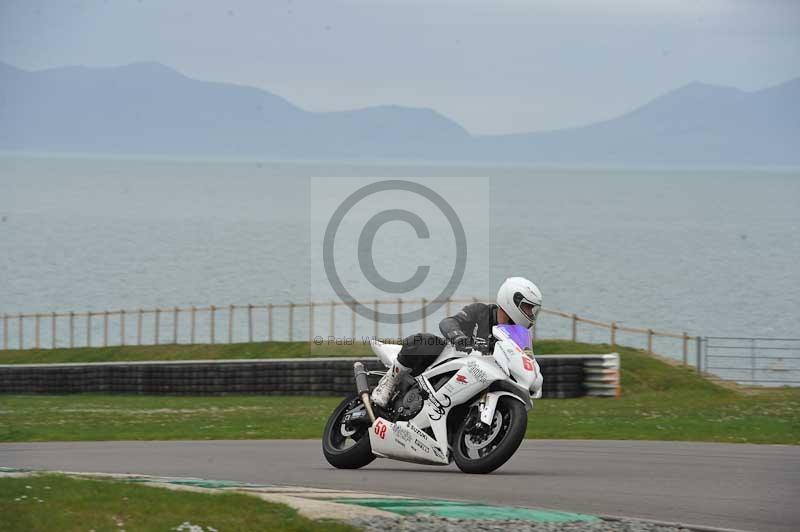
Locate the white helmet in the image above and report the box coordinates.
[497,277,542,329]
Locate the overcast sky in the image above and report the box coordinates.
[1,0,798,134]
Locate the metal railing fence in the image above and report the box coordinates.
[0,297,700,363]
[702,337,800,386]
[4,299,797,386]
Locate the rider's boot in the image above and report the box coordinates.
[371,359,410,408]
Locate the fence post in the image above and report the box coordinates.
[397,298,403,340]
[446,299,451,318]
[52,312,57,348]
[228,304,234,344]
[190,306,196,344]
[120,310,126,346]
[330,301,335,339]
[2,314,7,350]
[350,302,356,340]
[17,313,23,349]
[373,300,379,339]
[309,302,315,341]
[610,321,617,347]
[248,304,253,343]
[682,332,688,366]
[750,338,756,383]
[137,309,143,345]
[210,305,216,344]
[103,311,109,347]
[155,308,161,345]
[288,303,294,341]
[173,307,179,344]
[70,311,75,348]
[35,313,40,349]
[421,298,427,333]
[647,329,653,355]
[267,303,273,341]
[571,314,577,342]
[696,336,702,374]
[86,312,91,347]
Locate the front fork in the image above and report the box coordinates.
[478,391,501,426]
[460,392,494,439]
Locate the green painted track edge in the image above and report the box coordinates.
[333,497,598,522]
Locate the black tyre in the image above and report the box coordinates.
[453,396,527,474]
[322,393,375,469]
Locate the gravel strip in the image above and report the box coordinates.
[351,515,694,532]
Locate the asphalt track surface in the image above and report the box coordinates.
[1,439,798,532]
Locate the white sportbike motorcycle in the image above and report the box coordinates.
[322,324,543,474]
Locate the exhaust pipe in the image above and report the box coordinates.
[353,362,376,423]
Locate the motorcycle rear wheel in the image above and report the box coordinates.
[322,393,375,469]
[453,396,527,474]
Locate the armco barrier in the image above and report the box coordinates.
[553,354,621,397]
[0,354,619,398]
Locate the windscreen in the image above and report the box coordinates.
[495,324,532,350]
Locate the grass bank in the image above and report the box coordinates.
[0,474,356,532]
[0,338,685,363]
[0,340,375,364]
[1,341,797,444]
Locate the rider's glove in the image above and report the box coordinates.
[453,335,473,351]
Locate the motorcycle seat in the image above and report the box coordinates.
[370,339,401,367]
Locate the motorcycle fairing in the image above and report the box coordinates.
[493,325,542,394]
[368,417,448,465]
[408,355,509,454]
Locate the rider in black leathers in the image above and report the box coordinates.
[394,302,502,375]
[371,277,542,408]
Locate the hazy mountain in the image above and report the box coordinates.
[1,61,797,164]
[0,61,469,159]
[482,79,800,164]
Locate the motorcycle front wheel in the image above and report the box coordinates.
[322,393,375,469]
[453,396,527,474]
